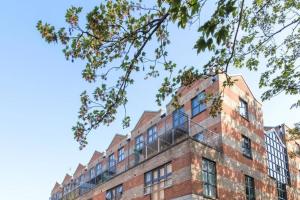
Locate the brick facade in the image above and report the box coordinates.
[50,74,300,200]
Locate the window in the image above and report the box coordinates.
[144,163,172,197]
[135,134,144,150]
[245,175,255,200]
[202,158,217,198]
[147,126,157,144]
[239,99,249,119]
[96,163,102,175]
[242,135,252,159]
[109,154,116,168]
[106,184,123,200]
[191,91,206,117]
[277,182,287,200]
[118,147,125,162]
[90,167,96,179]
[265,131,290,184]
[173,107,186,128]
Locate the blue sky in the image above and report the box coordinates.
[0,1,299,200]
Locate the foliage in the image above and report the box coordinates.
[37,0,300,149]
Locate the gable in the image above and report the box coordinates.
[133,110,161,131]
[51,182,61,195]
[73,163,85,178]
[61,174,72,185]
[107,134,127,150]
[88,151,103,167]
[230,75,261,105]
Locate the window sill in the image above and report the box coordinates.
[240,114,249,122]
[203,194,217,200]
[243,153,253,160]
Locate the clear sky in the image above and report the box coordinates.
[0,1,299,200]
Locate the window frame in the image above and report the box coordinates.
[135,134,144,150]
[108,153,116,168]
[106,184,123,200]
[202,158,217,199]
[144,162,172,195]
[239,98,249,120]
[242,135,253,159]
[118,147,125,162]
[277,182,287,200]
[191,91,206,117]
[147,126,157,144]
[245,175,256,200]
[172,106,186,128]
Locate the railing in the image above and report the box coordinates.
[52,111,221,200]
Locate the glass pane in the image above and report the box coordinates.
[208,162,214,173]
[167,164,172,175]
[202,172,208,182]
[203,184,209,196]
[160,167,165,178]
[208,174,215,184]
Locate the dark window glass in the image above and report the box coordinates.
[135,135,144,150]
[245,175,255,200]
[108,154,115,168]
[144,163,172,195]
[106,184,123,200]
[147,126,157,144]
[96,163,102,175]
[265,131,290,184]
[191,91,206,117]
[118,147,125,162]
[202,158,217,198]
[239,99,248,119]
[277,182,287,200]
[173,107,186,128]
[242,135,252,159]
[90,167,95,179]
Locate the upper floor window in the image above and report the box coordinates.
[147,126,157,144]
[144,163,172,196]
[242,135,252,159]
[191,91,206,117]
[202,158,217,198]
[277,182,287,200]
[135,134,144,150]
[173,107,186,128]
[90,167,96,179]
[245,175,255,200]
[239,98,249,119]
[265,131,290,184]
[118,147,125,162]
[106,184,123,200]
[96,163,102,175]
[109,153,115,168]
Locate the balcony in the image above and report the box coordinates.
[53,111,221,200]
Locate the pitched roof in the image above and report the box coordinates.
[133,110,161,131]
[230,75,261,105]
[73,163,85,178]
[61,174,72,185]
[107,134,127,150]
[88,151,103,166]
[51,182,61,195]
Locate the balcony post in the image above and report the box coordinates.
[188,116,191,137]
[158,137,160,152]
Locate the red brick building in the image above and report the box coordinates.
[50,74,300,200]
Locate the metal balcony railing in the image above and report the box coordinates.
[51,111,221,200]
